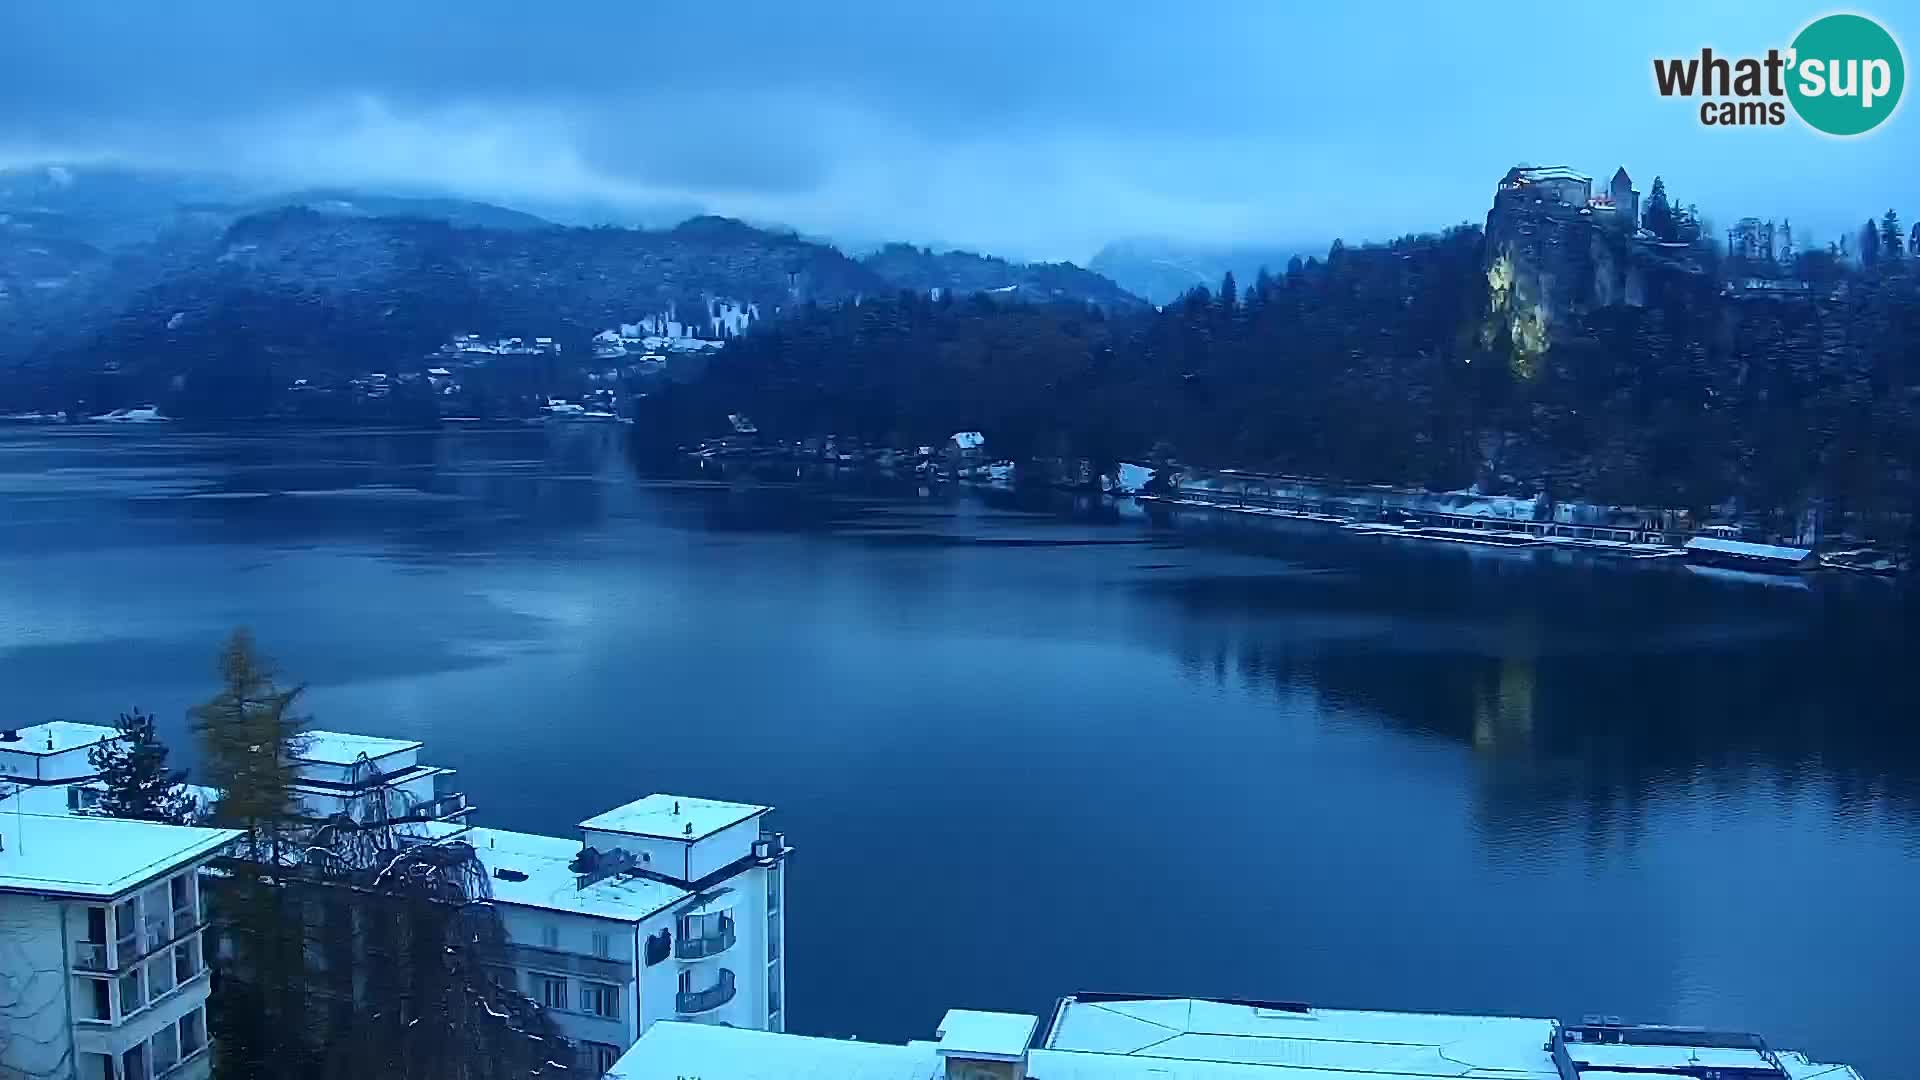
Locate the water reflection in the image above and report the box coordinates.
[2,427,1917,1076]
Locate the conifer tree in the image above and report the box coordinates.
[87,708,194,823]
[1644,177,1674,240]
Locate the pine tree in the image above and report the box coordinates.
[190,630,318,1080]
[87,708,195,823]
[1219,271,1238,311]
[190,628,308,862]
[1251,266,1275,307]
[1861,219,1881,266]
[1882,209,1904,257]
[1645,177,1674,240]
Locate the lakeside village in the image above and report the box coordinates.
[0,716,1872,1080]
[690,429,1900,580]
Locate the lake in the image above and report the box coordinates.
[1,425,1915,1075]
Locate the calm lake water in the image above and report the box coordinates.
[2,426,1916,1074]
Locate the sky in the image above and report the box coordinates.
[0,0,1909,262]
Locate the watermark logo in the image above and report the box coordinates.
[1653,12,1904,135]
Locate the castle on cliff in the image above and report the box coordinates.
[1494,165,1642,233]
[1483,164,1660,364]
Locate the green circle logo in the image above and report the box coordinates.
[1788,14,1905,135]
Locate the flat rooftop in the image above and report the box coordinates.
[1042,996,1560,1079]
[610,1023,933,1080]
[609,1000,1866,1080]
[579,794,769,842]
[296,730,423,765]
[1565,1042,1775,1072]
[462,826,689,922]
[0,720,120,756]
[936,1010,1037,1060]
[0,812,239,899]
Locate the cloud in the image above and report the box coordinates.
[0,0,1907,261]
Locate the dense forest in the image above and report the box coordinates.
[641,219,1920,526]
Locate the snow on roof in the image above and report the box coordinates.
[0,720,119,756]
[1778,1052,1866,1080]
[609,1022,936,1080]
[936,1010,1038,1060]
[1564,1043,1774,1072]
[1043,997,1560,1078]
[296,730,423,765]
[611,1000,1856,1080]
[0,813,238,899]
[462,826,689,922]
[1683,536,1813,561]
[579,794,769,842]
[950,431,985,449]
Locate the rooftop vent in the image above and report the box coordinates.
[493,868,529,883]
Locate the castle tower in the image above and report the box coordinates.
[1779,218,1795,266]
[1609,167,1639,230]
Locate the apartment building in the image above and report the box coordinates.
[0,803,240,1080]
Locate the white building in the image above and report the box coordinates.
[3,722,788,1079]
[0,721,123,815]
[0,807,239,1080]
[284,732,790,1076]
[606,993,1866,1080]
[288,730,470,827]
[446,793,789,1074]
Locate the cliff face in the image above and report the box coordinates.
[1482,170,1659,371]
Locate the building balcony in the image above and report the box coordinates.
[675,915,736,960]
[676,969,736,1016]
[73,940,110,972]
[501,943,629,982]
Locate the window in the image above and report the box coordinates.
[539,924,560,949]
[590,930,610,959]
[580,981,619,1019]
[171,874,196,932]
[539,975,568,1010]
[766,864,780,912]
[85,906,108,945]
[578,1042,620,1076]
[151,1021,181,1074]
[141,884,170,948]
[120,1043,146,1080]
[768,917,780,962]
[175,941,199,984]
[770,985,781,1016]
[88,979,110,1022]
[118,969,142,1016]
[181,1008,206,1057]
[147,952,177,1000]
[114,899,138,959]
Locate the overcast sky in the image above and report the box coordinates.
[0,1,1907,262]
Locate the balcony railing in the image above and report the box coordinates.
[72,940,109,972]
[502,943,628,982]
[675,916,736,960]
[676,969,736,1015]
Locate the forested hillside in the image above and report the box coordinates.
[644,225,1920,522]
